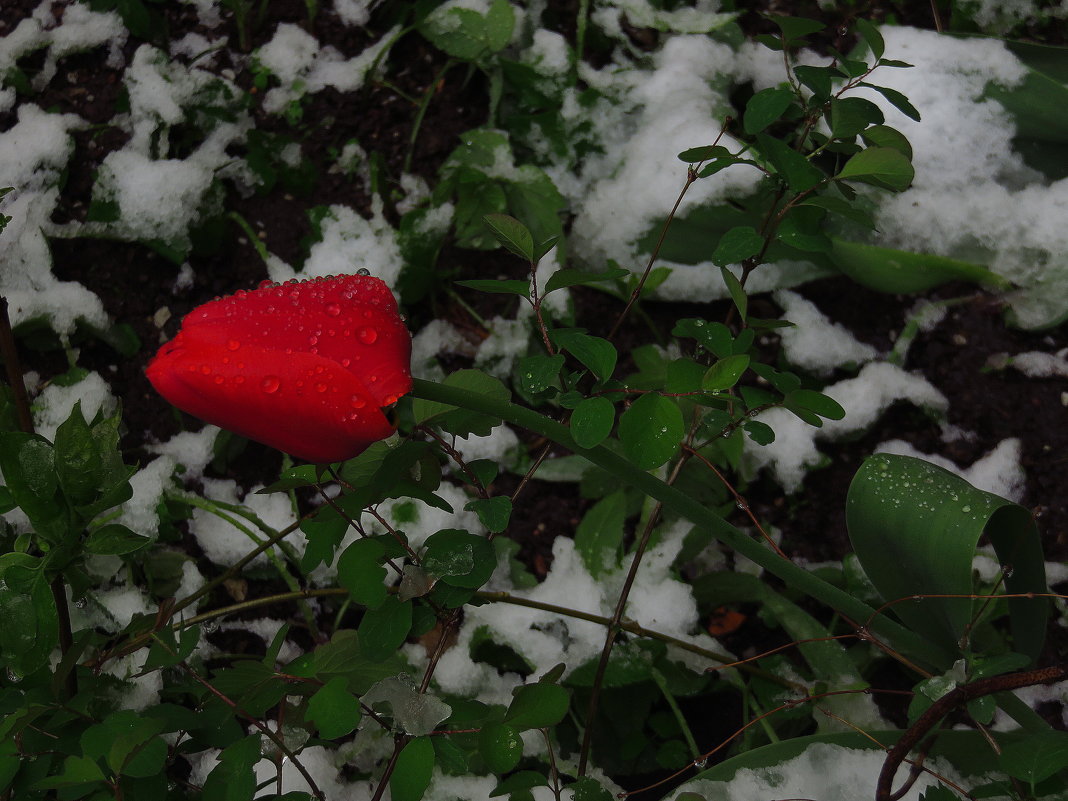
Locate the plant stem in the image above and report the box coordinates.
[404,59,454,175]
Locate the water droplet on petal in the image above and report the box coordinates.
[358,327,378,344]
[325,302,341,317]
[384,394,398,405]
[214,376,224,385]
[357,267,370,276]
[340,358,351,367]
[235,376,245,385]
[262,376,281,394]
[199,365,211,375]
[227,339,240,351]
[350,395,366,409]
[315,383,328,393]
[309,335,319,346]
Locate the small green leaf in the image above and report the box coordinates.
[31,755,106,790]
[794,65,833,100]
[828,238,1006,294]
[358,596,412,662]
[702,355,750,392]
[855,18,884,60]
[672,319,733,358]
[479,723,523,774]
[308,676,361,739]
[783,389,845,421]
[767,14,825,44]
[1000,731,1068,784]
[491,770,548,798]
[860,125,913,159]
[743,87,795,135]
[391,737,435,801]
[712,226,763,266]
[201,734,260,801]
[422,528,496,588]
[618,393,684,470]
[570,396,615,449]
[720,266,748,322]
[574,490,626,576]
[454,279,531,298]
[837,147,914,191]
[505,683,570,730]
[543,267,628,294]
[861,83,921,121]
[551,329,617,381]
[465,496,512,533]
[517,354,565,395]
[829,96,884,139]
[337,538,388,610]
[756,133,824,192]
[83,523,148,555]
[678,145,732,163]
[568,778,615,801]
[798,195,876,229]
[743,420,775,445]
[484,213,534,261]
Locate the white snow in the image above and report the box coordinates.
[874,437,1027,502]
[774,290,879,376]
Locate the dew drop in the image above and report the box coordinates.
[350,395,367,409]
[235,376,245,385]
[214,376,225,385]
[74,598,86,609]
[325,302,341,317]
[962,505,971,513]
[736,502,749,511]
[262,376,281,394]
[308,335,319,346]
[6,669,22,683]
[227,339,240,351]
[357,267,370,276]
[384,394,398,405]
[358,327,378,344]
[203,619,219,633]
[257,279,274,289]
[315,383,328,393]
[199,365,211,375]
[340,358,351,367]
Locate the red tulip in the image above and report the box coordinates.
[146,273,412,463]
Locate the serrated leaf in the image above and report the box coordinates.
[484,213,534,261]
[570,396,615,449]
[618,393,684,470]
[712,226,763,266]
[837,147,914,191]
[743,87,795,135]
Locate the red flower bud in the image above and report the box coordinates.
[146,273,412,463]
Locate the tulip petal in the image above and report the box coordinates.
[146,274,411,463]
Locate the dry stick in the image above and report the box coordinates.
[877,666,1068,801]
[178,661,325,801]
[577,452,691,776]
[0,296,77,699]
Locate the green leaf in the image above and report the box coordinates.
[712,226,763,266]
[308,676,362,739]
[861,83,921,122]
[53,402,100,505]
[517,354,565,395]
[570,396,615,449]
[719,266,748,322]
[412,369,510,437]
[793,65,833,100]
[1000,731,1068,784]
[743,87,794,135]
[744,420,775,445]
[544,267,628,294]
[454,279,531,298]
[358,596,413,662]
[672,319,732,358]
[491,770,548,798]
[31,755,106,790]
[362,674,452,735]
[0,433,61,528]
[829,96,885,139]
[391,738,435,801]
[551,329,617,381]
[422,528,496,588]
[678,145,733,163]
[847,454,1049,666]
[855,18,884,60]
[767,14,825,44]
[419,0,514,60]
[202,734,260,801]
[783,389,844,422]
[836,147,914,191]
[568,777,615,801]
[618,393,684,470]
[85,523,151,555]
[828,238,1007,294]
[465,496,512,533]
[755,133,824,192]
[861,124,913,159]
[337,538,388,610]
[574,489,626,577]
[479,723,523,774]
[484,213,534,262]
[701,355,750,392]
[798,195,876,229]
[505,683,570,730]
